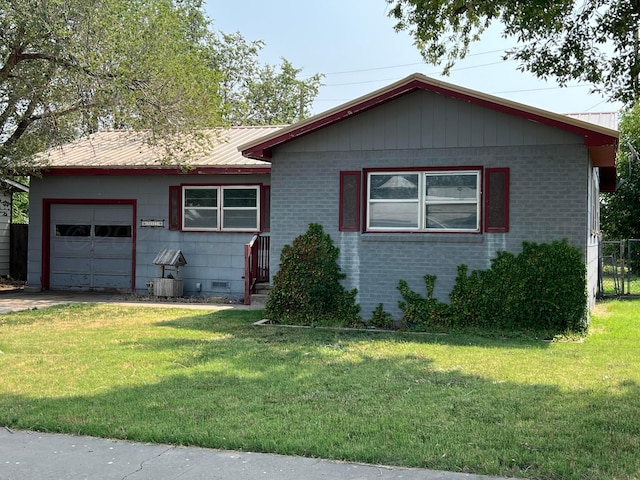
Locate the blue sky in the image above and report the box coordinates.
[205,1,622,117]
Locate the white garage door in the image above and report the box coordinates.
[50,204,134,290]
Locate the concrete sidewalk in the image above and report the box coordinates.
[0,429,517,480]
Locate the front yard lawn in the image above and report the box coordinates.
[1,300,639,479]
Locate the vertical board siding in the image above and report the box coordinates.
[278,90,582,154]
[0,192,11,276]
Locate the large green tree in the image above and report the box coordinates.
[208,31,323,125]
[387,0,640,104]
[1,0,225,176]
[601,106,640,240]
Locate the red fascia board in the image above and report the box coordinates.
[41,167,270,176]
[242,78,618,160]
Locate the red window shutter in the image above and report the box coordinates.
[339,171,361,232]
[261,185,271,232]
[484,168,509,233]
[168,185,181,231]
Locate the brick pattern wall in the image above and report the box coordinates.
[270,144,589,319]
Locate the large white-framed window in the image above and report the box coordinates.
[366,170,481,232]
[182,185,259,231]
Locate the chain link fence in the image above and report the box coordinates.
[600,239,640,297]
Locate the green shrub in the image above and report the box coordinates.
[397,275,451,329]
[450,240,588,334]
[369,303,395,329]
[264,223,361,326]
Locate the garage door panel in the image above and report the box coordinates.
[50,257,92,272]
[92,274,131,288]
[50,204,133,290]
[92,257,132,274]
[92,240,133,256]
[51,240,93,256]
[96,206,133,221]
[50,273,92,287]
[53,205,93,222]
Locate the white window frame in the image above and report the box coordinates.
[182,185,260,232]
[366,170,481,233]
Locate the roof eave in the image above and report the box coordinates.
[1,178,29,192]
[40,166,271,176]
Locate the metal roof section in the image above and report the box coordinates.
[239,73,619,168]
[39,126,284,170]
[153,248,187,267]
[565,112,619,131]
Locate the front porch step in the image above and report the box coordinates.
[250,293,269,306]
[255,283,272,295]
[250,283,272,306]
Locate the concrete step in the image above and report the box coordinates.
[255,283,272,295]
[250,293,269,306]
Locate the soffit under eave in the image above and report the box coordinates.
[589,144,617,167]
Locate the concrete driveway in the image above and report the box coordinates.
[0,288,259,314]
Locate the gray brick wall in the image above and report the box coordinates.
[270,144,590,319]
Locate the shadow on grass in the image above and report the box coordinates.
[156,312,553,351]
[1,354,639,480]
[1,308,639,479]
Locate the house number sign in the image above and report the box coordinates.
[140,219,165,228]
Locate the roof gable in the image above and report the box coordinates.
[240,73,618,167]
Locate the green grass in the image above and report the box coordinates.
[600,263,640,295]
[600,272,640,295]
[1,301,640,479]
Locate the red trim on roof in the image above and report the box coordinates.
[241,76,618,161]
[41,167,270,176]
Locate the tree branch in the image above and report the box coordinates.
[1,47,119,84]
[0,44,26,82]
[2,100,100,152]
[2,100,37,150]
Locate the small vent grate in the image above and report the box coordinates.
[211,281,229,289]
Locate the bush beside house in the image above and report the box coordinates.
[264,223,361,326]
[395,240,588,335]
[266,228,588,336]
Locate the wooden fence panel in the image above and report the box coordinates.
[10,224,28,281]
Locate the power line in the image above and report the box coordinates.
[585,98,609,112]
[492,84,591,94]
[318,48,507,76]
[321,60,514,87]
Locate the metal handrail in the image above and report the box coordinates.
[244,233,270,305]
